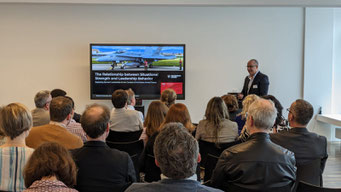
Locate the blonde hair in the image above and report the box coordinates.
[160,88,177,108]
[0,103,32,140]
[144,101,168,138]
[240,94,259,119]
[204,97,229,144]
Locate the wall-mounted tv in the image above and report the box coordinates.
[90,44,185,100]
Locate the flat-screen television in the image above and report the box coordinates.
[90,44,185,100]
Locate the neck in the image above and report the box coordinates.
[41,175,57,181]
[249,127,268,135]
[289,121,306,128]
[2,132,28,148]
[86,133,107,142]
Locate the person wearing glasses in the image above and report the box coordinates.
[238,59,269,100]
[270,99,328,187]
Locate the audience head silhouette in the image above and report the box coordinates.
[144,101,168,138]
[288,99,313,127]
[81,104,110,139]
[221,94,239,112]
[23,142,77,188]
[34,90,52,110]
[154,122,199,179]
[160,88,177,108]
[246,98,277,132]
[49,96,73,122]
[111,89,128,108]
[51,88,67,98]
[0,103,32,140]
[163,103,194,132]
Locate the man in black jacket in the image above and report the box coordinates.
[271,99,328,186]
[72,104,136,192]
[211,99,296,192]
[238,59,269,100]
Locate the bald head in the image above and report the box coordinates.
[247,99,277,130]
[80,104,110,139]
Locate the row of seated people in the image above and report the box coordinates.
[0,87,329,191]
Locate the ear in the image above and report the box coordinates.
[155,159,160,168]
[197,153,201,163]
[66,113,72,121]
[106,123,110,133]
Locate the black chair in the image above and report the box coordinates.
[296,181,341,192]
[296,158,323,187]
[198,139,241,181]
[106,129,143,142]
[106,139,144,181]
[142,154,161,182]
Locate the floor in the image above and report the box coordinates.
[323,141,341,188]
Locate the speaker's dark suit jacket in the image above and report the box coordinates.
[241,71,269,98]
[270,128,328,186]
[71,141,136,192]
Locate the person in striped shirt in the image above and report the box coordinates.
[0,103,34,192]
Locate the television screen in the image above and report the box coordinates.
[90,44,185,100]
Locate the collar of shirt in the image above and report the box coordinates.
[161,174,197,181]
[248,70,260,80]
[127,105,135,110]
[50,121,67,129]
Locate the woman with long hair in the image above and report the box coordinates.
[195,97,238,144]
[142,101,168,143]
[161,103,195,133]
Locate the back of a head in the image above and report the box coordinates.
[164,103,194,132]
[81,104,110,139]
[49,96,73,122]
[292,99,314,126]
[221,94,239,112]
[154,122,198,179]
[0,103,32,140]
[125,88,135,105]
[34,90,51,108]
[205,97,229,127]
[144,101,168,137]
[23,142,77,188]
[160,88,177,108]
[51,89,67,98]
[241,94,259,116]
[262,95,284,126]
[111,89,128,108]
[248,99,277,130]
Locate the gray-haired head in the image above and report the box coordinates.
[248,98,277,130]
[154,122,199,179]
[34,90,51,108]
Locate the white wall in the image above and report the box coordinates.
[0,4,304,123]
[332,9,341,114]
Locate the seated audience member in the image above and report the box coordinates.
[51,88,81,122]
[142,103,195,182]
[211,99,296,191]
[270,99,328,186]
[26,96,83,149]
[126,88,144,122]
[235,94,259,134]
[31,90,52,126]
[126,122,222,192]
[160,88,177,108]
[110,89,143,132]
[64,96,87,142]
[23,142,78,192]
[142,101,168,144]
[0,103,34,191]
[195,97,238,143]
[72,104,136,192]
[262,95,287,132]
[221,94,241,122]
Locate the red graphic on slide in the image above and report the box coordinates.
[161,82,183,94]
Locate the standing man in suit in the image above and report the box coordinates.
[270,99,328,186]
[72,103,136,192]
[238,59,269,100]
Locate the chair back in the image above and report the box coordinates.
[296,158,322,186]
[106,129,143,142]
[296,181,341,192]
[143,154,161,182]
[198,139,241,182]
[106,139,144,181]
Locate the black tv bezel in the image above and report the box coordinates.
[90,43,186,100]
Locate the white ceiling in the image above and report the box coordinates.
[1,0,341,7]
